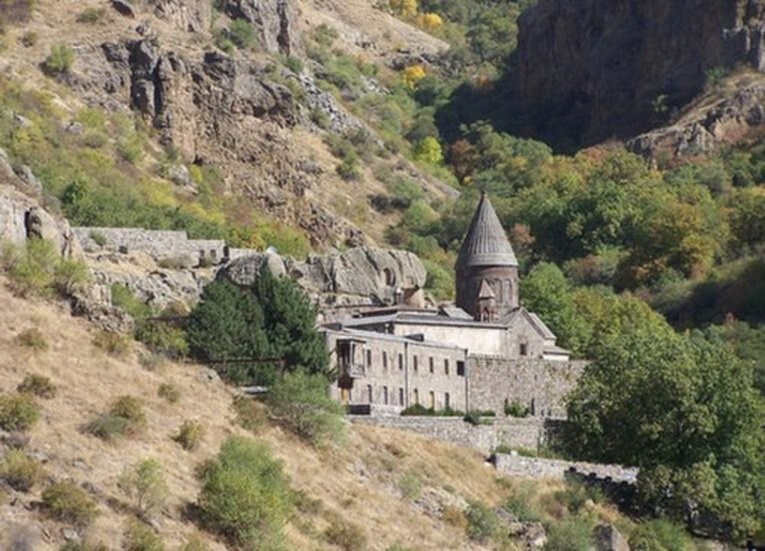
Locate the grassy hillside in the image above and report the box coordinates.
[0,274,606,549]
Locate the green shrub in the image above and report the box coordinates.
[15,327,48,352]
[504,399,530,418]
[503,491,542,523]
[6,238,57,297]
[118,458,168,516]
[397,470,422,500]
[135,321,189,359]
[174,420,204,451]
[41,481,98,527]
[324,520,367,551]
[463,410,495,426]
[124,518,165,551]
[157,383,180,403]
[87,395,145,440]
[19,30,37,47]
[265,371,345,447]
[336,155,362,181]
[555,480,603,514]
[76,7,106,23]
[232,394,266,433]
[85,415,130,441]
[544,518,594,551]
[17,374,56,398]
[43,44,75,76]
[110,396,145,424]
[197,436,293,549]
[92,330,131,357]
[465,502,498,543]
[0,449,44,491]
[54,259,90,295]
[110,284,151,319]
[628,519,695,551]
[0,393,39,431]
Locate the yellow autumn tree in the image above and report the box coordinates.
[402,64,426,89]
[417,12,443,31]
[389,0,418,18]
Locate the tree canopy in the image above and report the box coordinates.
[185,271,328,384]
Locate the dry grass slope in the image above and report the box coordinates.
[0,276,559,550]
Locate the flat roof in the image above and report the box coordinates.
[323,327,468,352]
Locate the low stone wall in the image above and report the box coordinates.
[348,415,548,454]
[73,227,235,265]
[495,454,639,483]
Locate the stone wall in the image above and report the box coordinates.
[495,453,638,483]
[73,227,233,266]
[468,356,586,418]
[348,415,549,454]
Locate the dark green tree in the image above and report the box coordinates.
[186,271,328,384]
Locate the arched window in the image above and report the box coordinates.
[383,267,396,286]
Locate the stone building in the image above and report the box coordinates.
[325,193,585,418]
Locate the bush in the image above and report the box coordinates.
[85,415,131,441]
[179,534,210,551]
[6,238,57,297]
[463,410,495,426]
[397,470,422,500]
[0,449,44,491]
[41,481,98,527]
[43,44,75,76]
[504,400,530,418]
[0,393,39,431]
[135,321,188,359]
[174,420,204,451]
[503,491,543,523]
[76,7,106,23]
[628,519,695,551]
[197,436,293,549]
[124,518,165,551]
[324,520,367,551]
[118,459,168,516]
[232,395,266,433]
[92,330,131,357]
[544,518,593,551]
[53,259,90,295]
[87,396,145,440]
[336,155,362,181]
[15,327,48,352]
[265,371,345,446]
[465,502,498,543]
[157,383,180,403]
[17,374,56,398]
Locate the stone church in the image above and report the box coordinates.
[323,194,585,419]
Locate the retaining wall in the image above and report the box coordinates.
[495,453,638,483]
[348,415,548,454]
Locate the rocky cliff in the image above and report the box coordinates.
[508,0,765,150]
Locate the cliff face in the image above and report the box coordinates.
[509,0,765,150]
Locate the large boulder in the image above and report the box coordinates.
[593,523,630,551]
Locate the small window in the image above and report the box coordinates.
[382,351,388,371]
[399,387,404,406]
[445,392,450,410]
[457,361,465,376]
[398,353,404,371]
[367,385,373,404]
[413,388,419,404]
[383,386,389,405]
[413,355,419,373]
[366,349,373,366]
[519,342,528,356]
[429,357,434,373]
[444,359,449,375]
[429,391,435,409]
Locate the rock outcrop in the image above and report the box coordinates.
[222,247,428,306]
[216,0,299,55]
[508,0,765,150]
[628,77,765,159]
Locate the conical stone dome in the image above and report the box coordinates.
[457,193,518,268]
